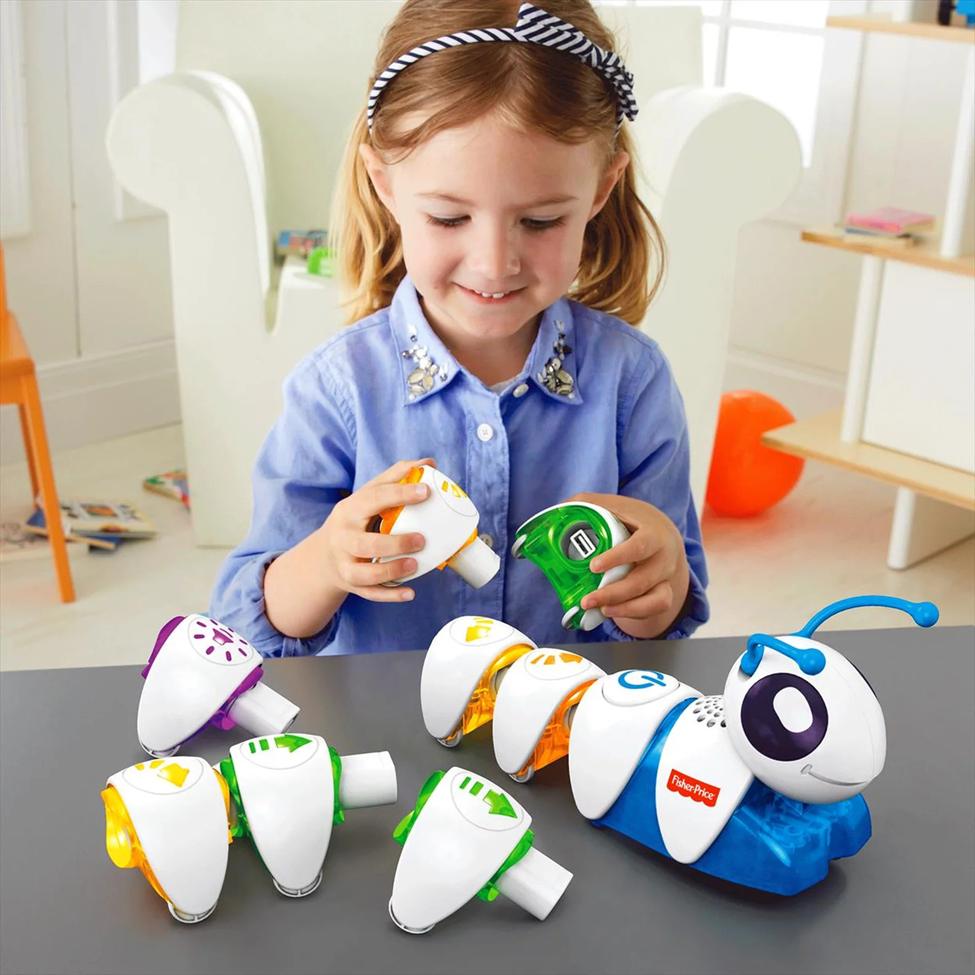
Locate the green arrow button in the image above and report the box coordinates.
[484,789,517,818]
[274,734,311,753]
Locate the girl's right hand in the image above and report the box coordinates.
[316,458,434,603]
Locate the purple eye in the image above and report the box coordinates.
[740,673,828,762]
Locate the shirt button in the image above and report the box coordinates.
[513,383,529,398]
[479,533,494,549]
[476,423,494,442]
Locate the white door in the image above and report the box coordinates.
[1,0,179,463]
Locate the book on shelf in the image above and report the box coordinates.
[1,521,88,562]
[840,228,917,248]
[143,469,190,509]
[845,207,936,235]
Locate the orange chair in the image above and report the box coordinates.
[0,244,75,602]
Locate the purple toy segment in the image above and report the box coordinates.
[140,615,186,679]
[208,666,264,731]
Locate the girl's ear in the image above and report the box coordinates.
[587,150,630,220]
[359,143,399,220]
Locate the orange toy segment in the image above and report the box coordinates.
[514,679,598,777]
[378,466,425,534]
[458,643,534,736]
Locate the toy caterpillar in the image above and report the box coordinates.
[419,596,939,894]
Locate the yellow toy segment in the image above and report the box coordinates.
[464,617,495,642]
[515,679,598,777]
[458,644,534,736]
[213,769,234,843]
[101,786,171,905]
[440,479,467,499]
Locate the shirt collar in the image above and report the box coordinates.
[389,275,582,406]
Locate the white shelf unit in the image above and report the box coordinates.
[765,14,975,569]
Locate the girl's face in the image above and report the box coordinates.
[361,113,628,355]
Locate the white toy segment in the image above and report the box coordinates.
[137,615,261,756]
[339,751,397,808]
[389,768,532,933]
[724,636,886,803]
[378,466,499,588]
[492,650,605,776]
[568,670,700,819]
[449,535,501,588]
[229,733,333,896]
[106,756,229,922]
[420,616,536,740]
[494,846,572,921]
[654,697,754,864]
[227,681,299,737]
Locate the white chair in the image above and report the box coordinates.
[107,3,799,545]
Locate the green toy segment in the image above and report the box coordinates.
[218,756,251,840]
[513,505,614,629]
[329,745,345,826]
[393,770,533,905]
[392,770,446,845]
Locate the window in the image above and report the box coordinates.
[618,0,868,225]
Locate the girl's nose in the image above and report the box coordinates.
[469,224,521,280]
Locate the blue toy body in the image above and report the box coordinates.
[595,697,872,895]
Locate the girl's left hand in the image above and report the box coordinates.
[568,493,690,640]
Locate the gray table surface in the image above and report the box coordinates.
[1,627,973,975]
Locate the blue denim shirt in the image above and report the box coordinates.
[209,274,709,656]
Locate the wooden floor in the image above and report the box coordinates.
[2,424,972,671]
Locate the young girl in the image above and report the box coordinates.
[210,0,709,656]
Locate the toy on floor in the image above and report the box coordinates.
[511,501,631,630]
[220,733,397,897]
[374,465,499,589]
[420,596,939,894]
[706,389,804,517]
[137,614,300,758]
[102,756,232,923]
[389,766,572,934]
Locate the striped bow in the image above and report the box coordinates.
[367,2,639,132]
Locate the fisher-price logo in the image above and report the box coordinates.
[667,769,720,807]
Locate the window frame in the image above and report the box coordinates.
[631,0,869,227]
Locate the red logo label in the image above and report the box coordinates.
[667,769,720,807]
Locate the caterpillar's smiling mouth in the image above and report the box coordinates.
[800,765,865,787]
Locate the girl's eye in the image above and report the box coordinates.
[426,215,467,228]
[424,216,565,232]
[522,217,564,232]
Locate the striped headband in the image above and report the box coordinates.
[366,2,639,132]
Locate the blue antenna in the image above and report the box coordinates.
[740,595,939,676]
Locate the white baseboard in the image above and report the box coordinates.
[0,339,180,464]
[722,347,846,419]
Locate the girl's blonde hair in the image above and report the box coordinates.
[330,0,665,326]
